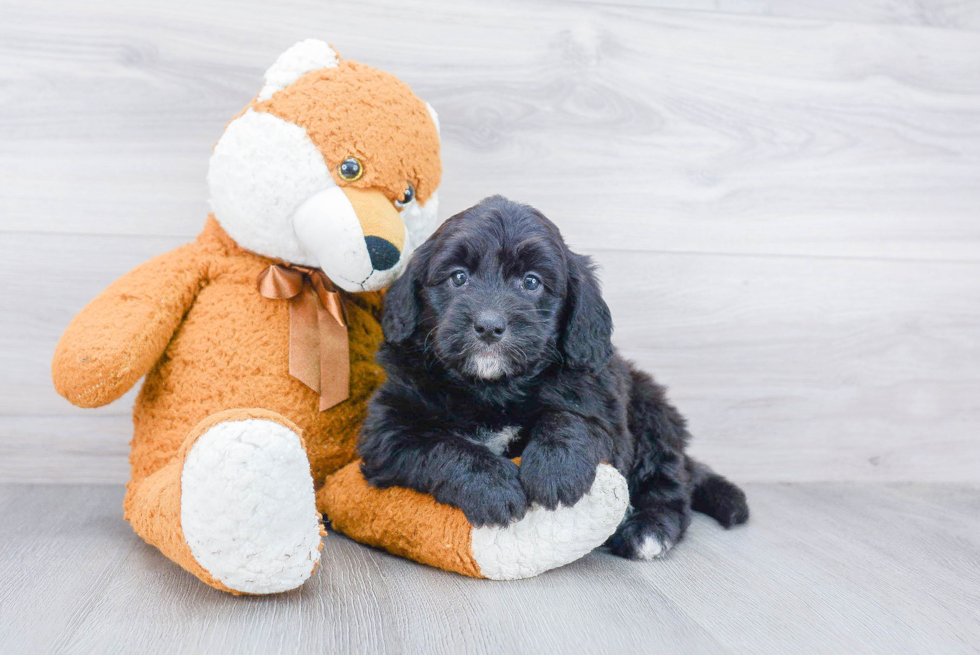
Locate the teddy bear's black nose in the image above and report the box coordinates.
[364,236,400,271]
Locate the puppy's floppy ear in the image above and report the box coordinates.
[561,252,613,372]
[382,240,433,342]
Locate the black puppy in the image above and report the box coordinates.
[358,196,748,559]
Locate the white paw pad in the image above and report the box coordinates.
[470,463,629,580]
[181,419,322,594]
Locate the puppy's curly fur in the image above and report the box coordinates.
[359,196,748,559]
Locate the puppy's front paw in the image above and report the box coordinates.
[438,458,528,527]
[519,442,597,510]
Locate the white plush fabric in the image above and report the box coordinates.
[400,190,441,255]
[208,108,431,292]
[209,44,444,291]
[410,101,442,247]
[258,39,338,102]
[181,419,322,594]
[292,186,407,291]
[470,463,629,580]
[425,101,440,136]
[208,109,331,268]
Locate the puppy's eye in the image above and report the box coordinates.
[450,270,468,287]
[522,274,541,291]
[394,183,415,208]
[338,157,363,181]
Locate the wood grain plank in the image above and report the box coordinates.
[0,414,134,483]
[3,2,979,483]
[620,482,980,653]
[1,1,978,261]
[5,233,977,482]
[599,250,980,483]
[2,483,978,653]
[0,485,141,653]
[0,232,187,417]
[20,485,721,654]
[567,0,980,32]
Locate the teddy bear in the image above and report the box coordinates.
[52,40,628,594]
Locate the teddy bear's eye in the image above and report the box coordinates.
[338,157,363,182]
[394,183,415,208]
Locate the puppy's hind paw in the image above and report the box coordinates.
[607,531,675,560]
[606,512,680,561]
[636,535,673,560]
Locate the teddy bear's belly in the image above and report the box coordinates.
[129,279,385,486]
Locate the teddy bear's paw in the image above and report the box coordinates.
[180,417,323,594]
[469,463,629,580]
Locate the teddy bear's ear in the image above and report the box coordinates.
[257,39,340,102]
[425,102,440,137]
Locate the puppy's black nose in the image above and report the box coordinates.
[364,236,400,271]
[474,311,507,343]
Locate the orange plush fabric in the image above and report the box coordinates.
[49,40,453,593]
[124,408,321,596]
[250,59,442,206]
[54,218,386,490]
[52,217,385,593]
[319,461,484,579]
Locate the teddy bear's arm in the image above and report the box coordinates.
[319,458,630,580]
[52,243,206,408]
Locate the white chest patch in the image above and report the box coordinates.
[470,426,521,456]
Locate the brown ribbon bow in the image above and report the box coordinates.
[257,263,349,411]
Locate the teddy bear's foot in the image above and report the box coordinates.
[319,461,629,580]
[469,463,629,579]
[180,413,323,593]
[125,409,323,595]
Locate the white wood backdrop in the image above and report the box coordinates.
[1,0,978,483]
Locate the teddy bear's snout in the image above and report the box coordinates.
[291,185,410,291]
[341,186,407,253]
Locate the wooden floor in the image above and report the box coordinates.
[1,483,977,654]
